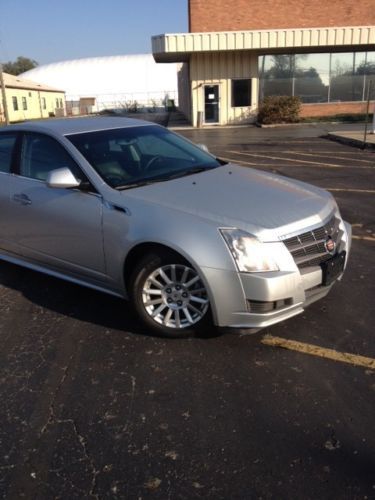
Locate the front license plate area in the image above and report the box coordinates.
[321,251,346,286]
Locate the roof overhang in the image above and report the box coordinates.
[152,25,375,62]
[3,72,65,93]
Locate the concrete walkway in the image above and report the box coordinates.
[168,110,375,150]
[327,129,375,150]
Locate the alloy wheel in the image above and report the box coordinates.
[142,264,209,329]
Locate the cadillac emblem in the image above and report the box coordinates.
[325,236,336,254]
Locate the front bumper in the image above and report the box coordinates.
[203,219,351,329]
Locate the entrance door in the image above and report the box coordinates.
[204,85,219,124]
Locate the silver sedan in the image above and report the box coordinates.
[0,117,351,337]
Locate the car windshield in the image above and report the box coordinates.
[66,125,223,189]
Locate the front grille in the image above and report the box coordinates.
[282,215,343,269]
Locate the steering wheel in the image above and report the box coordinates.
[144,155,163,171]
[106,173,127,186]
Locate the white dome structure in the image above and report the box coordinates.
[21,54,180,112]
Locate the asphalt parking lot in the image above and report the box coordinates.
[1,123,374,499]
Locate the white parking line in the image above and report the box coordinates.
[219,156,316,168]
[219,156,259,166]
[227,151,374,169]
[218,158,375,194]
[283,151,375,164]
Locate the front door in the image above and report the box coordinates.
[0,132,18,252]
[204,85,219,124]
[7,132,106,283]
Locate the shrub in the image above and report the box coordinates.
[258,96,301,124]
[126,100,138,113]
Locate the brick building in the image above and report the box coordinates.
[152,0,375,126]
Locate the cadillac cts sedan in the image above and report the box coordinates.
[0,117,351,337]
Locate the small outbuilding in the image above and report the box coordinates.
[0,72,65,123]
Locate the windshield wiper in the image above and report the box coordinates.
[116,180,159,190]
[116,175,177,190]
[164,165,217,180]
[116,166,217,190]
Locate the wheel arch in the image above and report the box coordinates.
[123,241,218,324]
[124,242,184,288]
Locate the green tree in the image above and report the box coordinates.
[2,56,38,75]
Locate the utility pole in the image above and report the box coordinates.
[0,64,10,125]
[364,80,373,146]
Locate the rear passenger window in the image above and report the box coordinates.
[0,134,17,173]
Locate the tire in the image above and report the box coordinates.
[130,251,211,338]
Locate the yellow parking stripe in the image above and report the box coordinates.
[352,235,375,242]
[228,151,374,169]
[261,335,375,370]
[326,188,375,194]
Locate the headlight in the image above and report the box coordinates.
[220,228,279,272]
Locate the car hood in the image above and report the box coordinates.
[121,164,336,241]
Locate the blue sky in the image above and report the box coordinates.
[0,0,187,65]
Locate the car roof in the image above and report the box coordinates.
[0,116,155,136]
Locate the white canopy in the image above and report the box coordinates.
[21,54,180,109]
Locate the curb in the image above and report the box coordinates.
[256,122,305,128]
[256,121,366,128]
[327,133,375,150]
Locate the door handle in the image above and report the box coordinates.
[13,193,32,205]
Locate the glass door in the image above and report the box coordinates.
[204,85,219,124]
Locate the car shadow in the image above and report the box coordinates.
[0,260,150,336]
[0,260,220,339]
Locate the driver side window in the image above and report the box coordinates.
[20,133,84,181]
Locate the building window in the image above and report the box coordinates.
[259,51,375,104]
[232,79,251,107]
[294,53,330,103]
[22,97,27,110]
[12,96,18,111]
[56,98,59,108]
[42,97,46,110]
[59,98,63,108]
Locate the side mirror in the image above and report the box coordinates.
[196,143,209,153]
[46,167,81,189]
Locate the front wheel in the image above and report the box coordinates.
[130,252,211,338]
